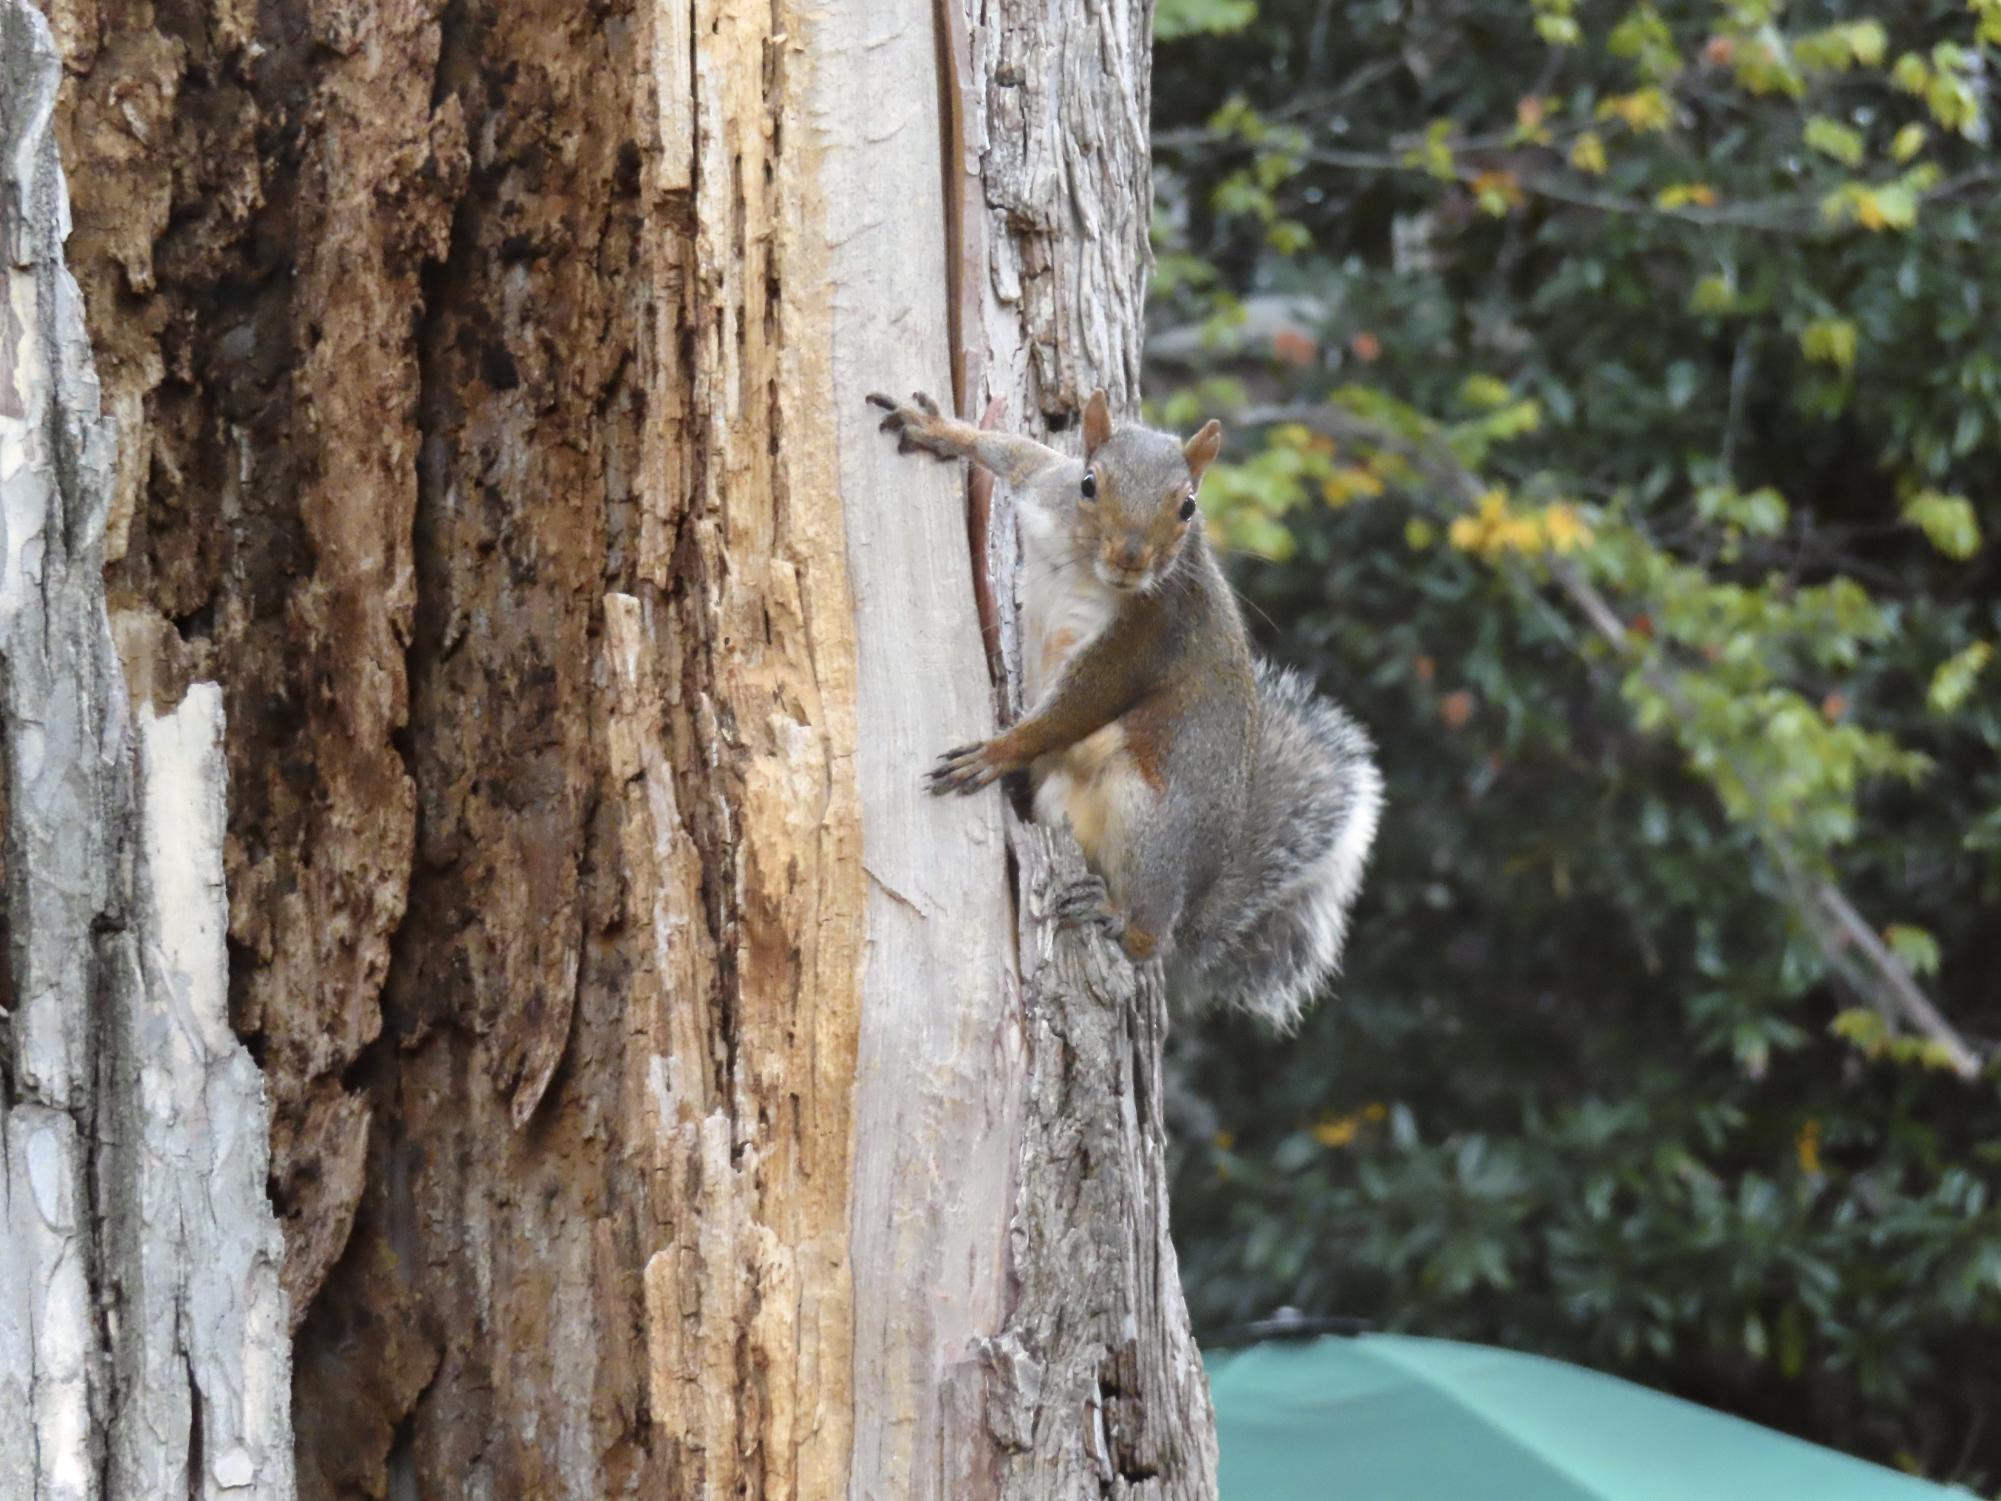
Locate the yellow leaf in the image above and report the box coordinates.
[1541,503,1594,553]
[1656,182,1718,209]
[1471,169,1525,215]
[1570,131,1609,175]
[1892,122,1929,162]
[1513,95,1555,145]
[1820,181,1919,233]
[1450,487,1563,560]
[1499,516,1545,555]
[1322,466,1386,507]
[1597,88,1673,133]
[1795,1119,1823,1175]
[1312,1115,1361,1148]
[1800,318,1858,372]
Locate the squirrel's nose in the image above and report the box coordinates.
[1113,539,1145,571]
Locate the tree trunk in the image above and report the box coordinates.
[2,8,295,1496]
[1,0,1216,1493]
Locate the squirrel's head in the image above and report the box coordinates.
[1076,388,1224,595]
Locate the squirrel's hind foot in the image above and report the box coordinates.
[1048,873,1127,943]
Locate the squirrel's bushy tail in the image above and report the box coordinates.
[1180,661,1383,1030]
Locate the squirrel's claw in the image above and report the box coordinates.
[868,390,956,460]
[1049,874,1123,939]
[927,740,1004,796]
[867,392,914,438]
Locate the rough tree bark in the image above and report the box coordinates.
[1,0,1216,1494]
[2,8,294,1496]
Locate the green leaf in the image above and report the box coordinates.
[1154,0,1257,42]
[1696,484,1789,538]
[1891,52,1931,92]
[1532,0,1581,46]
[1266,218,1312,255]
[1885,925,1942,977]
[1405,119,1458,181]
[1607,5,1679,81]
[1820,181,1920,232]
[1689,272,1737,315]
[1927,641,1992,713]
[1831,1008,1889,1052]
[1844,21,1888,67]
[1901,490,1981,559]
[1799,319,1858,372]
[1803,115,1866,167]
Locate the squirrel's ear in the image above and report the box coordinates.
[1082,388,1114,458]
[1184,419,1224,487]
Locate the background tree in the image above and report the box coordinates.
[1152,0,2001,1487]
[2,0,1214,1497]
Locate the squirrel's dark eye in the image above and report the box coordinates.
[1178,494,1198,522]
[1081,472,1097,500]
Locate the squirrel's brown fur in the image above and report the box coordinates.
[868,387,1382,1027]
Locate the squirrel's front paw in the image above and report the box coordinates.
[926,737,1011,795]
[867,390,954,459]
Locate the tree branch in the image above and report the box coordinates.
[1235,401,1985,1080]
[1157,123,2001,240]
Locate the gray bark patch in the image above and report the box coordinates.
[0,5,294,1495]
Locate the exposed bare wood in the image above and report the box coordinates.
[20,0,1219,1492]
[814,7,1022,1498]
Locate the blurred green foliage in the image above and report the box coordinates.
[1150,0,2001,1486]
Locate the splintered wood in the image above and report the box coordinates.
[10,0,1216,1492]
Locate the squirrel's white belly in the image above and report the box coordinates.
[1018,535,1151,881]
[1019,536,1118,706]
[1032,721,1153,893]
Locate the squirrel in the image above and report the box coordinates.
[867,387,1383,1029]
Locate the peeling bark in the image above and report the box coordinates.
[17,0,1219,1491]
[2,6,293,1496]
[109,684,296,1500]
